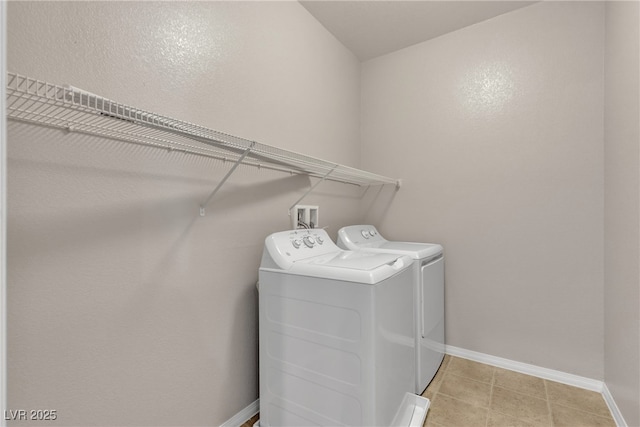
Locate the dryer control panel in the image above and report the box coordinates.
[340,225,386,246]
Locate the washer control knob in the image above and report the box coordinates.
[316,236,324,244]
[303,236,316,248]
[291,239,302,249]
[361,229,370,239]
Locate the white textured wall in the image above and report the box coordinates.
[604,2,640,426]
[7,2,362,426]
[361,2,605,379]
[9,1,637,425]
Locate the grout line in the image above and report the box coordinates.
[544,380,554,427]
[444,370,494,386]
[485,368,496,427]
[550,400,616,420]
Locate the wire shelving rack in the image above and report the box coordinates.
[6,73,400,195]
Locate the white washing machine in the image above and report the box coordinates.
[259,229,429,427]
[337,225,445,395]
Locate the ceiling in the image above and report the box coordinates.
[300,1,537,61]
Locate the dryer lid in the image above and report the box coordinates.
[337,225,443,260]
[362,241,443,260]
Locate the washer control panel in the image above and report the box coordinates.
[264,229,342,264]
[264,229,345,270]
[289,231,326,249]
[289,232,325,250]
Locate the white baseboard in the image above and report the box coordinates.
[445,345,632,427]
[602,383,628,427]
[445,345,603,392]
[220,398,259,427]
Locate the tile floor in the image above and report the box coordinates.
[423,355,615,427]
[241,355,616,427]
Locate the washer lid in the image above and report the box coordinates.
[287,251,412,284]
[260,229,413,284]
[296,250,403,270]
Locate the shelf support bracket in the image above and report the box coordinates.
[199,142,255,216]
[288,165,338,215]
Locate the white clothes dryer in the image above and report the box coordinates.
[259,229,429,427]
[337,225,445,395]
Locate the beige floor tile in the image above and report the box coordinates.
[493,368,546,399]
[439,372,492,407]
[424,415,447,427]
[423,378,441,398]
[545,380,613,419]
[490,386,551,426]
[447,356,494,383]
[551,403,617,427]
[441,354,452,370]
[487,410,537,427]
[427,393,488,427]
[423,389,437,402]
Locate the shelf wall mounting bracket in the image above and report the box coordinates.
[288,165,338,215]
[199,142,255,216]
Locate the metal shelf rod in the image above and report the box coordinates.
[289,165,338,213]
[199,142,255,216]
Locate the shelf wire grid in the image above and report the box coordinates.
[6,73,399,187]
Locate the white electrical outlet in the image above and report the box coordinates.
[291,205,319,229]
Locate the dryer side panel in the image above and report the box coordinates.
[418,256,445,393]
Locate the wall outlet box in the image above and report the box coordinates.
[291,205,319,229]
